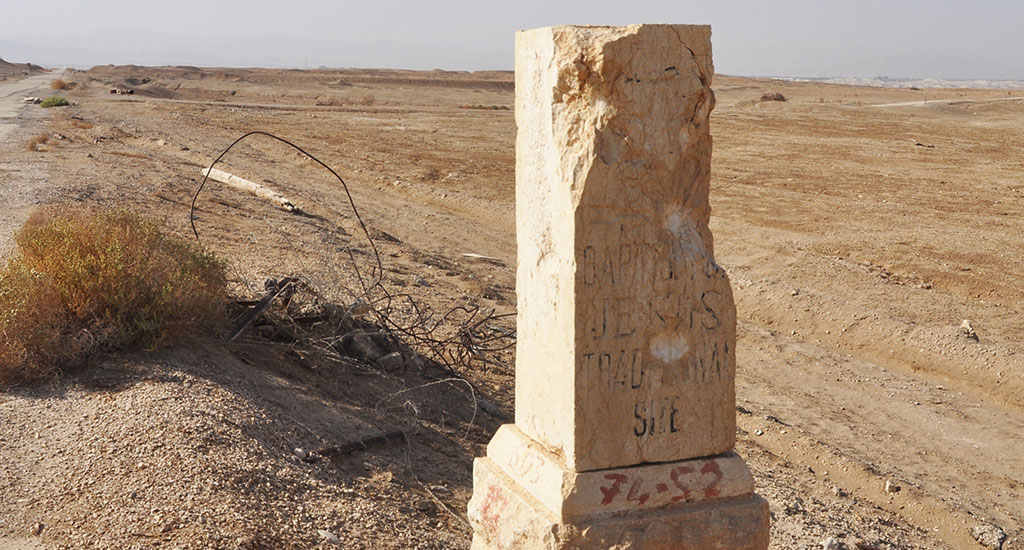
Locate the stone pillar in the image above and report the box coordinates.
[468,25,770,549]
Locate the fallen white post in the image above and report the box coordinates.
[200,167,296,212]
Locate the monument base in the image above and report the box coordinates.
[468,425,770,550]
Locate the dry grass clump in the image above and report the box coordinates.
[0,207,228,385]
[71,119,93,129]
[760,92,788,102]
[25,133,50,151]
[51,79,69,90]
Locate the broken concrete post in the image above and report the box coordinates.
[200,167,296,212]
[468,25,770,549]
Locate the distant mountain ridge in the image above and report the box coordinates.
[782,75,1024,90]
[0,31,507,71]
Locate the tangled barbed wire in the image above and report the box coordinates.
[189,131,515,377]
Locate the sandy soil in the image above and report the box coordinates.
[0,65,1020,549]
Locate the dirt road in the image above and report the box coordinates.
[0,70,61,255]
[0,72,57,142]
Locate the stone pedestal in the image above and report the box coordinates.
[469,24,770,549]
[468,426,769,549]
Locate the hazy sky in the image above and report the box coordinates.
[2,0,1022,79]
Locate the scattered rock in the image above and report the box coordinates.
[821,536,842,550]
[755,429,764,436]
[971,524,1007,549]
[477,399,501,417]
[317,529,341,546]
[429,484,451,496]
[884,479,901,493]
[853,538,882,550]
[293,447,309,460]
[346,331,390,363]
[960,319,978,341]
[376,351,405,371]
[415,499,435,513]
[30,522,44,536]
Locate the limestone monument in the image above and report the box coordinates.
[468,25,770,549]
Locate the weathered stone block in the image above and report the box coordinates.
[468,454,770,550]
[514,24,733,472]
[484,424,755,520]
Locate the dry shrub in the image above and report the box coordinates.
[760,92,787,102]
[360,94,376,106]
[25,133,50,151]
[51,79,68,90]
[71,119,93,130]
[40,96,69,108]
[0,207,228,385]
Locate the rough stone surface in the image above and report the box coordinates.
[514,23,732,472]
[484,424,755,519]
[468,456,770,550]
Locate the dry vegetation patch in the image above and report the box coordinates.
[25,133,50,151]
[0,207,227,385]
[40,95,69,108]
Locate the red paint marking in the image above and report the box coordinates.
[480,484,508,535]
[599,473,628,505]
[701,461,724,498]
[656,483,668,493]
[626,478,651,505]
[669,465,694,502]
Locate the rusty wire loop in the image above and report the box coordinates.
[189,130,384,294]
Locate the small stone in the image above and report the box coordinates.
[884,479,901,493]
[376,351,405,371]
[960,319,978,341]
[477,399,501,417]
[293,447,309,460]
[317,529,341,545]
[755,429,764,436]
[971,524,1007,549]
[416,500,435,513]
[821,537,842,550]
[31,522,44,536]
[155,139,167,146]
[853,538,882,550]
[429,484,452,496]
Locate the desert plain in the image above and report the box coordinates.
[0,62,1021,549]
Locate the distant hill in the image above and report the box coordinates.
[0,57,45,76]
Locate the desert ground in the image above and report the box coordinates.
[0,64,1020,549]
